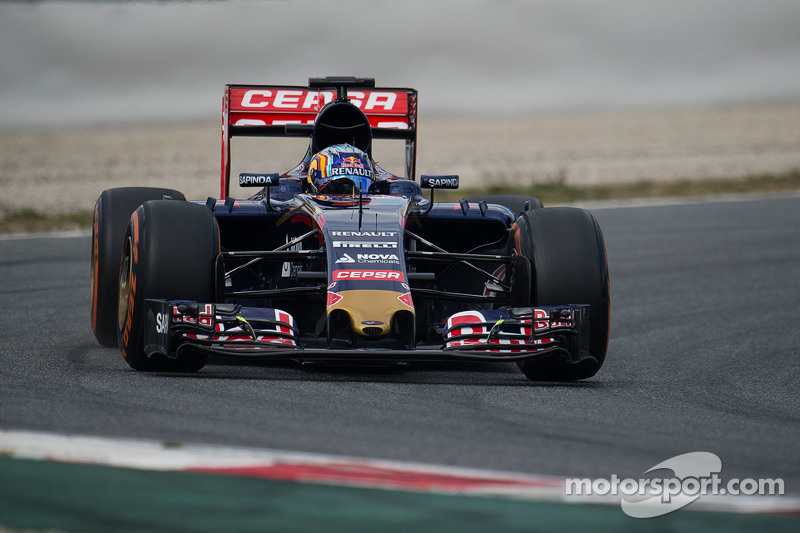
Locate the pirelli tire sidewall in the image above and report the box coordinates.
[91,187,186,347]
[117,200,220,372]
[513,207,610,381]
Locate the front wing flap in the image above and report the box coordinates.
[143,299,590,364]
[143,300,300,359]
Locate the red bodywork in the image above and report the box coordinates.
[220,84,418,199]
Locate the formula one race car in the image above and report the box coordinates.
[91,77,610,381]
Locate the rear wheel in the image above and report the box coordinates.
[117,200,219,372]
[512,207,610,381]
[91,187,186,347]
[463,194,543,216]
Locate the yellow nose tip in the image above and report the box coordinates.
[327,289,414,338]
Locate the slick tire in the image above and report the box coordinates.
[117,200,219,372]
[463,194,543,216]
[91,187,186,347]
[513,207,610,381]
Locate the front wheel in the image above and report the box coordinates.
[512,207,610,381]
[117,200,219,372]
[91,187,186,347]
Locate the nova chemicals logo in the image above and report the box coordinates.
[335,252,400,264]
[358,253,400,264]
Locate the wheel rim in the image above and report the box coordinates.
[118,236,133,332]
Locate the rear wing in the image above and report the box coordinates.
[221,78,418,198]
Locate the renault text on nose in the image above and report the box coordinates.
[330,231,397,237]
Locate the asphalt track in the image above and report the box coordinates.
[1,194,799,528]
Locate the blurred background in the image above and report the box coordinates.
[1,0,799,220]
[2,0,800,126]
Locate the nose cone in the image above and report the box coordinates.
[327,289,414,337]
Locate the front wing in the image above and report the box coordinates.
[143,300,592,364]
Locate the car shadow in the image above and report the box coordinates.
[148,356,606,388]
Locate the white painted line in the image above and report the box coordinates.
[1,429,798,516]
[0,429,558,482]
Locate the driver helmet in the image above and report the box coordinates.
[308,143,374,194]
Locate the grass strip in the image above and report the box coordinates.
[0,209,93,235]
[437,168,800,203]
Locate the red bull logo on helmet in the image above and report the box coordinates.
[341,156,365,169]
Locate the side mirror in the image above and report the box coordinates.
[420,175,459,190]
[239,173,280,187]
[419,175,459,213]
[239,173,280,211]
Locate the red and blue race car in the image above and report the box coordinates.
[91,77,610,381]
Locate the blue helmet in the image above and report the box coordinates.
[308,143,374,194]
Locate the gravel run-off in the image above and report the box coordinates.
[1,103,799,217]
